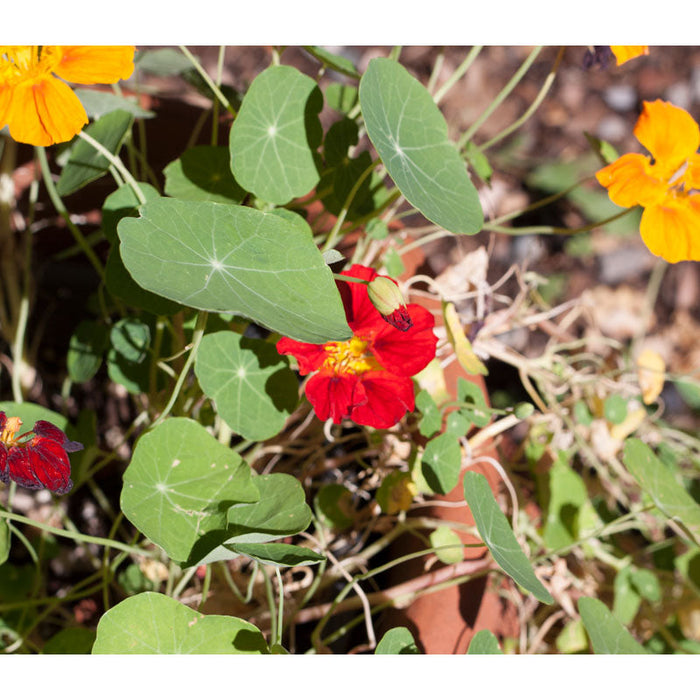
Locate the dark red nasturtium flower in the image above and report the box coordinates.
[277,264,438,429]
[0,411,82,494]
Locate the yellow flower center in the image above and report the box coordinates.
[0,46,61,85]
[0,416,23,446]
[322,336,381,376]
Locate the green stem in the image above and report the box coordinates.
[476,46,564,152]
[179,45,237,117]
[76,130,145,205]
[458,46,543,149]
[0,509,153,558]
[35,146,105,282]
[483,206,635,236]
[151,311,208,428]
[322,158,379,252]
[433,46,483,104]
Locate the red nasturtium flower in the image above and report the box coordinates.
[596,100,700,263]
[277,265,437,429]
[0,411,82,494]
[0,46,135,147]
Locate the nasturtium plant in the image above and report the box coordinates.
[3,44,696,663]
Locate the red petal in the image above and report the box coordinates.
[276,337,328,375]
[349,372,415,429]
[371,304,437,376]
[304,371,366,424]
[337,264,385,333]
[8,439,73,494]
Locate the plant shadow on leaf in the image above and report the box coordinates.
[304,84,324,169]
[237,335,299,414]
[232,628,270,653]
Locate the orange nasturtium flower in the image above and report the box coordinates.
[0,46,135,147]
[610,46,649,66]
[596,100,700,263]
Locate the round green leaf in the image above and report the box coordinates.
[121,418,259,566]
[110,317,150,363]
[466,629,503,654]
[226,473,312,544]
[67,320,109,383]
[359,58,483,234]
[92,592,268,654]
[229,65,322,204]
[421,432,462,495]
[604,394,628,425]
[164,145,246,204]
[429,526,464,564]
[375,627,420,654]
[118,197,351,344]
[314,483,354,530]
[194,331,298,441]
[463,470,554,605]
[102,181,161,246]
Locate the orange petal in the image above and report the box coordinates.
[53,46,135,85]
[685,153,700,190]
[634,100,700,172]
[596,153,667,207]
[4,76,87,146]
[610,46,649,66]
[640,195,700,263]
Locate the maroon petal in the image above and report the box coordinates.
[33,420,84,453]
[0,444,9,484]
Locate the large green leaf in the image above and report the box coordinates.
[578,597,648,654]
[194,330,298,441]
[56,110,133,196]
[623,438,700,544]
[92,592,268,654]
[463,471,553,604]
[229,65,322,204]
[118,197,351,344]
[120,418,259,567]
[67,320,109,383]
[359,58,483,234]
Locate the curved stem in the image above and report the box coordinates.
[179,45,237,117]
[433,46,483,105]
[321,158,379,252]
[0,508,153,558]
[476,46,564,152]
[76,130,146,205]
[458,46,543,149]
[151,311,208,428]
[35,146,106,282]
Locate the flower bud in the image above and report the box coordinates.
[367,276,413,332]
